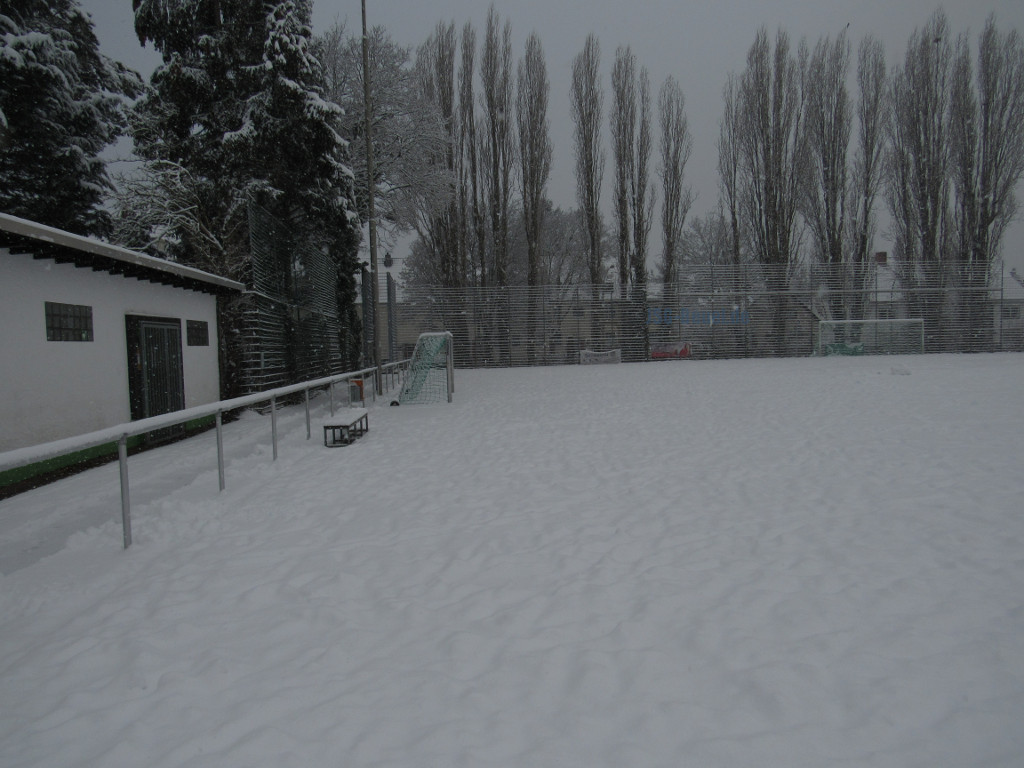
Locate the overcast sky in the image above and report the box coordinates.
[83,0,1024,273]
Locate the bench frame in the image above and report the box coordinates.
[323,408,369,447]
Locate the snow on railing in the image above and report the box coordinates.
[0,361,410,549]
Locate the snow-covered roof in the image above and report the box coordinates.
[0,213,244,296]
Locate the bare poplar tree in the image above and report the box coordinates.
[611,46,637,288]
[571,33,605,285]
[457,22,487,287]
[517,32,552,287]
[632,67,655,288]
[717,73,743,265]
[949,15,1024,345]
[887,10,954,334]
[951,33,980,278]
[804,30,851,270]
[803,30,851,333]
[414,22,461,286]
[480,5,514,286]
[737,27,808,351]
[950,17,1024,275]
[739,27,808,274]
[659,75,693,285]
[848,35,888,329]
[971,17,1024,266]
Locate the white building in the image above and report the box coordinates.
[0,213,244,453]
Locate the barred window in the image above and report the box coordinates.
[187,319,210,346]
[45,302,93,342]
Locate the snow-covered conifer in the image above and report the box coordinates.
[0,0,141,235]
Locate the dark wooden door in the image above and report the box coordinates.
[126,316,185,434]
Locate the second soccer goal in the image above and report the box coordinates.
[818,318,925,356]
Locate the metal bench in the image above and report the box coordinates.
[322,408,369,447]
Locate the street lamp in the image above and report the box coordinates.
[361,0,382,394]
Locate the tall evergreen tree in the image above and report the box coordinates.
[230,1,356,229]
[130,0,362,376]
[130,0,266,274]
[0,0,141,235]
[131,0,357,272]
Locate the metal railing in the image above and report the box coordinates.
[0,361,410,549]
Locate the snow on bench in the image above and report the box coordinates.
[322,408,369,447]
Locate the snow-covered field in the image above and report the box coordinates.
[2,354,1023,767]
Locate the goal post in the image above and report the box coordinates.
[579,348,622,364]
[397,331,454,404]
[819,318,925,356]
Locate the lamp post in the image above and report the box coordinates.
[362,0,382,394]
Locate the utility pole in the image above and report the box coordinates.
[362,0,382,394]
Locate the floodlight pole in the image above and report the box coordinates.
[362,0,382,395]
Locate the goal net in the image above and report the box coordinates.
[579,348,622,364]
[397,332,454,404]
[819,318,925,356]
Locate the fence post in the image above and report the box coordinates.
[271,395,278,461]
[118,434,132,549]
[215,410,225,492]
[329,381,335,416]
[999,263,1005,349]
[304,389,311,440]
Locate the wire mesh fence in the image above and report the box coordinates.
[367,261,1023,367]
[241,203,348,393]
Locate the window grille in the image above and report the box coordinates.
[45,302,93,342]
[187,320,210,346]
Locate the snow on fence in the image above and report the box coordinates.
[0,361,410,549]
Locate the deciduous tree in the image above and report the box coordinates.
[571,33,605,285]
[632,67,654,288]
[887,10,954,335]
[658,76,693,285]
[517,32,552,287]
[480,5,514,286]
[611,46,636,288]
[847,35,888,331]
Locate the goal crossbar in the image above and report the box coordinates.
[579,348,622,364]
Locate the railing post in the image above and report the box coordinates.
[447,335,455,403]
[304,389,311,440]
[271,395,278,461]
[118,434,132,549]
[329,381,335,416]
[215,410,225,491]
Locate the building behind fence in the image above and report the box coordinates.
[365,260,1024,368]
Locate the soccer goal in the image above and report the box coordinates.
[395,332,454,404]
[819,318,925,356]
[579,348,622,364]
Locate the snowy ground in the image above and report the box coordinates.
[2,354,1023,767]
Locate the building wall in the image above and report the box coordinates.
[0,250,221,452]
